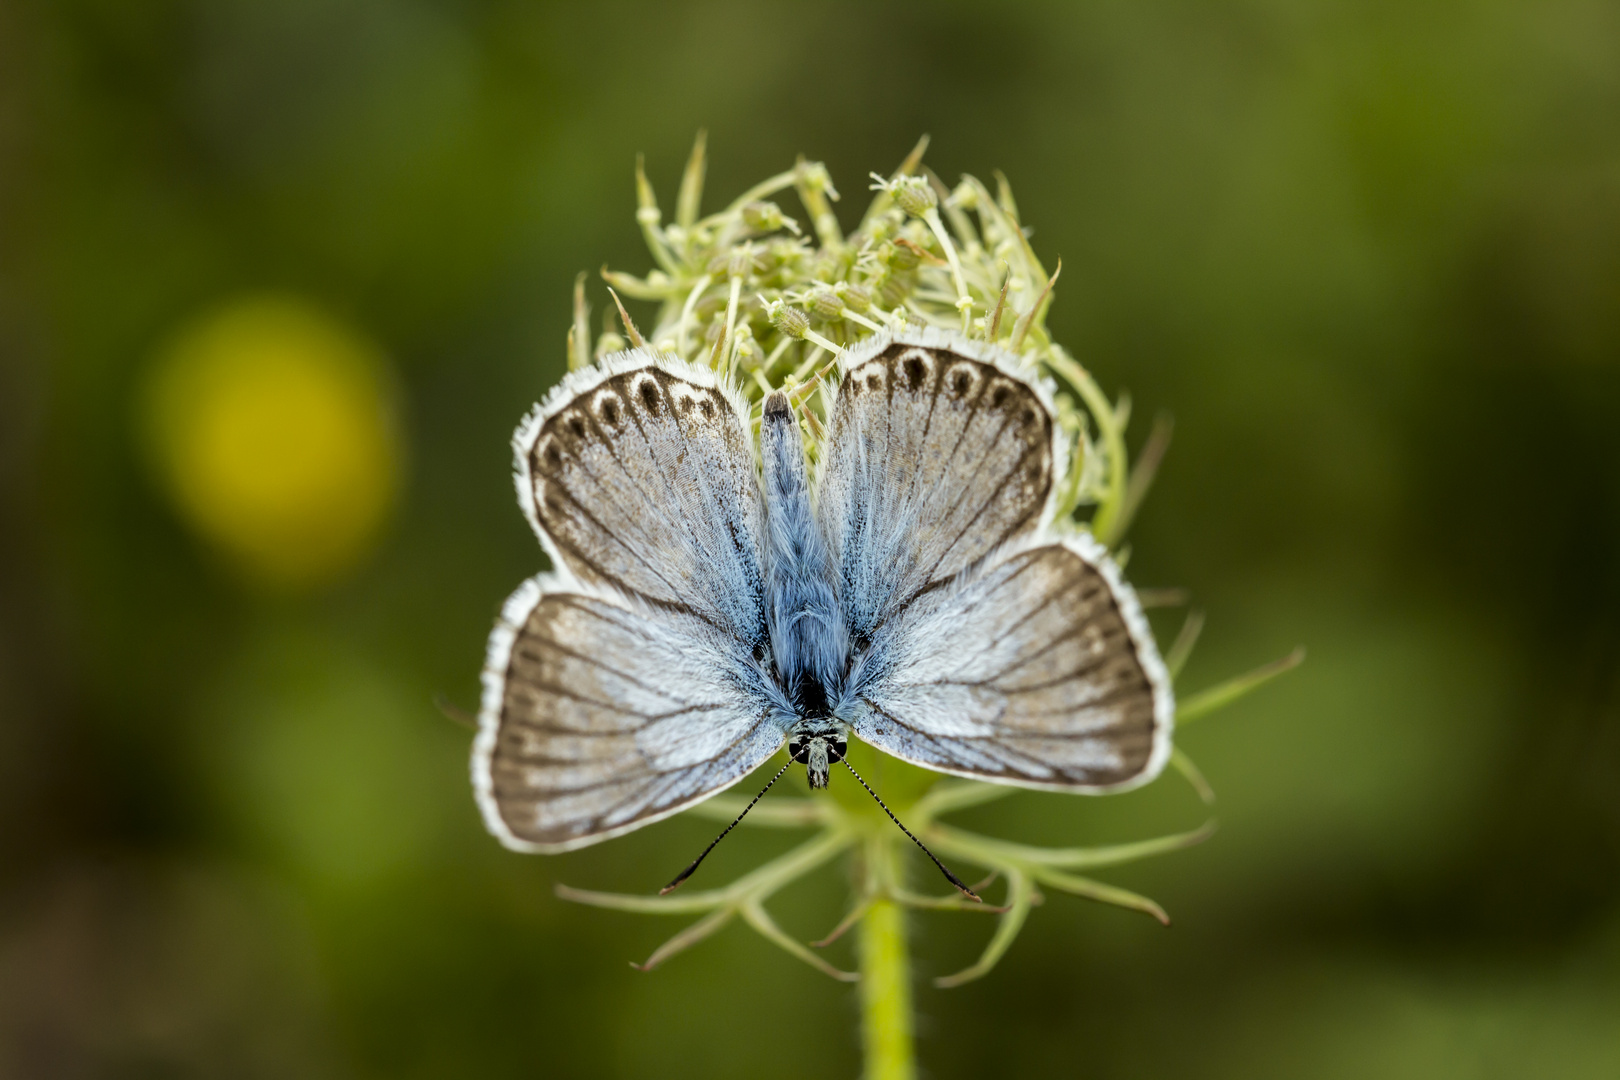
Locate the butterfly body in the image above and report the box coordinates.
[474,328,1173,854]
[760,389,849,774]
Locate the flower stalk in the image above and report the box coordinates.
[859,850,914,1080]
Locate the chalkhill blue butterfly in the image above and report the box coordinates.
[472,325,1173,896]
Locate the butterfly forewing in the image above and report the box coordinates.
[817,331,1058,646]
[517,354,769,649]
[476,576,783,852]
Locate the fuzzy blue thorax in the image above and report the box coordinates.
[761,392,850,787]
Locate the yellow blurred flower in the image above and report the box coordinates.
[141,295,402,590]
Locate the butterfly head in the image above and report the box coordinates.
[786,718,848,790]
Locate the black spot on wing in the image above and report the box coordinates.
[637,377,663,416]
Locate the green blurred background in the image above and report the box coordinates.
[2,0,1618,1076]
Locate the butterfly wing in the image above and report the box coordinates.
[844,534,1173,791]
[474,575,785,852]
[481,350,784,851]
[514,349,769,650]
[819,328,1169,790]
[815,328,1061,647]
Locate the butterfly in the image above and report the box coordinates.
[472,326,1173,895]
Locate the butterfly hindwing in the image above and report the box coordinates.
[474,575,784,852]
[816,329,1059,647]
[844,534,1173,791]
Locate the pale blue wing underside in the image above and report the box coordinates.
[820,329,1171,791]
[815,328,1062,648]
[474,574,786,852]
[842,533,1173,792]
[482,354,786,850]
[513,350,770,651]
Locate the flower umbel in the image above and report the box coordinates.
[549,133,1301,1078]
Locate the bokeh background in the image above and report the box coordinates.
[3,0,1618,1076]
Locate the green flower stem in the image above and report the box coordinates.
[929,820,1216,872]
[1044,344,1130,546]
[1176,646,1306,726]
[675,273,713,356]
[634,155,681,277]
[675,129,707,230]
[684,793,827,827]
[930,869,1033,989]
[699,169,798,229]
[909,778,1018,821]
[1164,610,1208,680]
[920,207,973,331]
[1170,747,1217,806]
[795,160,843,249]
[859,840,915,1080]
[555,827,853,916]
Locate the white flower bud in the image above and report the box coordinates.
[835,282,872,313]
[764,298,810,339]
[891,176,937,217]
[808,288,842,320]
[881,241,921,271]
[797,161,839,200]
[743,201,799,235]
